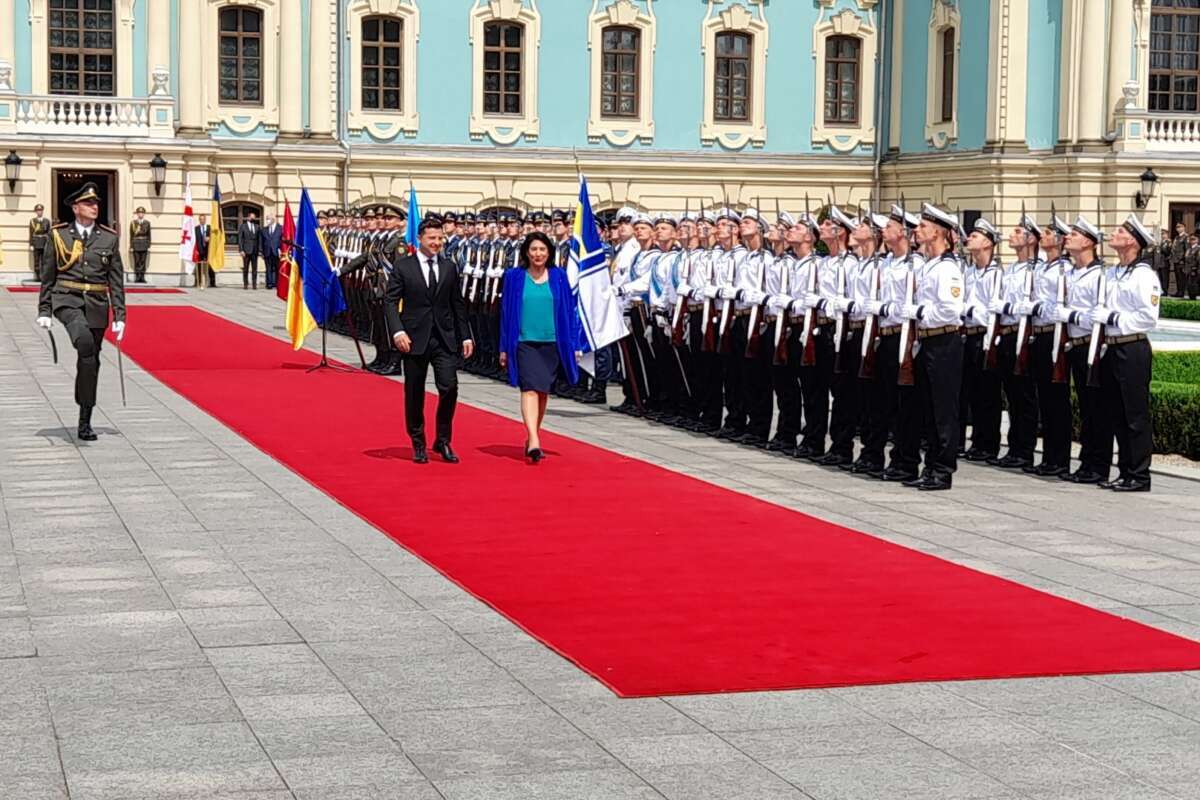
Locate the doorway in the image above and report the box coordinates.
[1168,202,1200,237]
[53,169,119,227]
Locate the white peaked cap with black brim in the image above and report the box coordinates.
[1122,213,1156,248]
[1071,215,1102,244]
[973,217,1000,244]
[921,202,959,232]
[829,205,857,233]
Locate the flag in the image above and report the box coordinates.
[208,179,226,271]
[297,187,346,325]
[178,174,196,263]
[282,199,316,349]
[405,184,420,255]
[568,175,628,375]
[276,198,294,302]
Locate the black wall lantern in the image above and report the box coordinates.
[4,150,21,191]
[149,153,167,196]
[1135,167,1158,210]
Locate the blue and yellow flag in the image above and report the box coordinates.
[405,184,420,254]
[282,199,316,349]
[297,187,346,325]
[209,179,226,271]
[568,175,627,373]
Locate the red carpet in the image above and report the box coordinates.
[117,306,1200,696]
[7,286,184,294]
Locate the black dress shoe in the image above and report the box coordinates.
[964,449,996,463]
[580,390,607,404]
[412,445,429,464]
[610,402,634,414]
[1035,464,1068,478]
[850,460,883,475]
[1111,478,1151,492]
[917,474,953,491]
[1097,479,1118,490]
[716,427,742,440]
[996,454,1033,470]
[985,455,1004,466]
[737,433,767,447]
[695,422,720,435]
[1066,470,1104,485]
[765,439,795,453]
[881,467,918,483]
[815,452,851,467]
[901,473,928,488]
[526,447,545,463]
[1021,462,1042,474]
[432,441,459,464]
[793,444,823,461]
[77,406,97,442]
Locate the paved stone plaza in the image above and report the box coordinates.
[2,288,1200,800]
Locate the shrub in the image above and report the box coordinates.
[1161,298,1200,321]
[1151,381,1200,460]
[1153,350,1200,385]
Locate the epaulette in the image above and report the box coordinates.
[52,222,69,229]
[98,223,117,234]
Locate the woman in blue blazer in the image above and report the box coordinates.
[499,231,582,462]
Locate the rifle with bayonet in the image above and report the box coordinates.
[1086,199,1107,388]
[1013,200,1035,377]
[671,199,693,347]
[858,195,881,379]
[1050,201,1070,385]
[799,194,819,367]
[897,195,917,386]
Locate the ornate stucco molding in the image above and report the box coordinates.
[587,0,656,146]
[468,0,541,145]
[700,0,768,151]
[924,0,960,150]
[810,4,878,154]
[348,0,421,141]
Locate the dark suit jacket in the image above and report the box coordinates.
[260,223,283,261]
[195,224,210,261]
[384,251,470,356]
[238,222,260,255]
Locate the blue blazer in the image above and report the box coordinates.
[499,267,582,388]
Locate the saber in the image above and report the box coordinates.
[47,328,59,364]
[116,337,127,407]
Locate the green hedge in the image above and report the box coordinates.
[1153,350,1200,384]
[1151,381,1200,460]
[1161,298,1200,321]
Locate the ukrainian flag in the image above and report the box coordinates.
[209,179,226,271]
[297,188,346,326]
[282,198,316,349]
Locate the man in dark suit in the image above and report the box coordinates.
[260,212,283,290]
[239,211,260,289]
[385,216,473,464]
[195,214,216,288]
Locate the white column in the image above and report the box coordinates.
[178,0,203,131]
[279,1,303,135]
[1106,0,1135,130]
[887,0,904,151]
[308,0,333,137]
[1076,0,1107,143]
[985,0,1028,148]
[146,0,170,95]
[0,0,14,89]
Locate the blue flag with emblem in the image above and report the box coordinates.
[568,175,628,375]
[297,187,346,325]
[405,185,420,254]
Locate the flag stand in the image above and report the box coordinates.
[291,239,366,374]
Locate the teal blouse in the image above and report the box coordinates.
[519,271,557,342]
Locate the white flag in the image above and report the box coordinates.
[569,175,628,375]
[178,174,196,264]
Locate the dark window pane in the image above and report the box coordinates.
[484,51,499,70]
[383,68,399,87]
[384,19,401,40]
[504,73,519,92]
[241,9,260,32]
[504,93,520,113]
[485,23,500,46]
[363,18,378,40]
[383,46,399,66]
[363,88,378,107]
[363,69,378,87]
[220,8,238,30]
[383,89,400,109]
[484,93,500,112]
[504,24,521,47]
[364,47,379,66]
[505,51,520,70]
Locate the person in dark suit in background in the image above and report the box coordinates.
[239,211,260,289]
[384,216,473,464]
[195,214,216,288]
[260,212,283,290]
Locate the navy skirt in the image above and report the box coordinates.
[517,341,559,393]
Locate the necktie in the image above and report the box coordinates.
[426,256,437,292]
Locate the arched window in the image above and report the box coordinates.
[1150,0,1200,112]
[940,27,955,123]
[48,0,115,96]
[714,32,751,122]
[824,35,860,125]
[483,21,524,115]
[362,16,403,112]
[222,202,263,251]
[218,6,263,105]
[601,26,640,118]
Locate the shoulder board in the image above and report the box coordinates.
[52,222,69,229]
[98,224,117,234]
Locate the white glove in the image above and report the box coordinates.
[766,295,789,311]
[703,285,720,300]
[1093,306,1112,325]
[901,303,921,320]
[718,287,737,300]
[986,298,1006,315]
[1014,300,1035,316]
[801,292,820,309]
[745,289,766,305]
[112,321,126,342]
[863,299,884,315]
[1055,305,1073,324]
[36,316,53,329]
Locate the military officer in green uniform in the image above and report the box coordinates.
[29,203,52,277]
[129,206,152,282]
[35,183,127,441]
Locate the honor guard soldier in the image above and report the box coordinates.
[1093,214,1161,491]
[778,211,824,457]
[35,182,127,441]
[1057,215,1113,485]
[959,216,1004,463]
[811,205,859,466]
[1170,222,1188,297]
[1185,231,1200,300]
[843,209,887,472]
[615,212,661,414]
[681,208,724,432]
[1026,214,1073,476]
[897,204,965,490]
[129,206,152,283]
[610,207,649,414]
[29,203,52,277]
[764,210,801,452]
[706,207,744,438]
[988,213,1043,470]
[729,208,774,447]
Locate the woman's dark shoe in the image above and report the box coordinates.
[526,447,545,463]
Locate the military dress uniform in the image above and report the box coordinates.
[813,207,860,466]
[37,183,126,440]
[129,211,152,282]
[959,219,1003,461]
[1185,237,1200,300]
[683,236,725,431]
[991,218,1042,469]
[1171,230,1188,298]
[29,210,52,277]
[729,218,774,446]
[1028,219,1073,476]
[1096,216,1162,492]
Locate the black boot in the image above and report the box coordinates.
[77,406,97,441]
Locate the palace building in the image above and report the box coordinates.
[0,0,1186,277]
